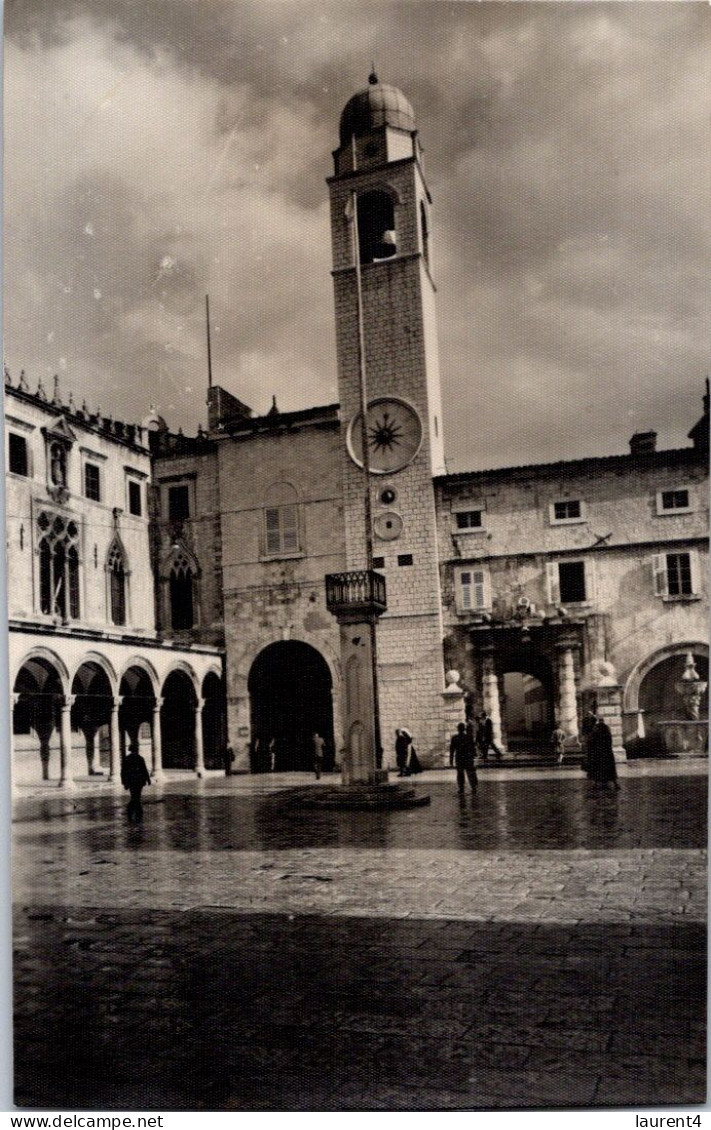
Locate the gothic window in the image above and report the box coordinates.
[357,190,396,264]
[169,549,195,630]
[37,511,81,620]
[107,540,127,626]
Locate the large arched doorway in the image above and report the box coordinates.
[71,661,114,776]
[498,654,554,752]
[202,671,225,770]
[13,657,64,784]
[161,669,197,769]
[248,642,334,772]
[119,666,156,766]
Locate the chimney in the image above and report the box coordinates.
[629,431,657,456]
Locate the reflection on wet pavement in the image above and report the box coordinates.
[15,776,708,853]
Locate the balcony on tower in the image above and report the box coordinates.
[325,569,387,623]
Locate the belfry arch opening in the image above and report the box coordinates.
[248,642,334,772]
[357,190,396,264]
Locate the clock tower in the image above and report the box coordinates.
[328,73,449,765]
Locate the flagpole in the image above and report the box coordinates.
[348,175,383,768]
[205,294,213,390]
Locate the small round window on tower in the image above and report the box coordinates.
[378,486,398,506]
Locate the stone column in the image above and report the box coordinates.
[194,697,206,778]
[441,670,466,757]
[151,698,164,780]
[109,696,122,783]
[596,683,625,761]
[556,642,580,742]
[481,647,504,749]
[59,694,75,787]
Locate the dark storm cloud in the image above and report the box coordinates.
[4,1,709,464]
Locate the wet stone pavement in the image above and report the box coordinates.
[13,764,708,1111]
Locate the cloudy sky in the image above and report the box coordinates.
[4,0,709,470]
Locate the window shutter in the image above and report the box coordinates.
[282,505,299,552]
[458,570,472,610]
[481,569,492,610]
[265,507,281,555]
[583,558,596,602]
[472,569,485,609]
[689,550,701,596]
[652,554,668,596]
[546,562,560,606]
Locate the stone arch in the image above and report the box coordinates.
[69,650,118,695]
[624,642,709,714]
[12,646,70,696]
[160,666,199,769]
[12,652,67,783]
[161,660,201,698]
[117,656,160,699]
[201,669,225,770]
[248,640,335,772]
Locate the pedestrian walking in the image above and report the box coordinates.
[395,728,412,776]
[477,711,502,760]
[408,743,423,775]
[450,722,478,793]
[586,716,620,790]
[312,731,325,779]
[223,743,235,777]
[121,743,151,824]
[550,725,566,765]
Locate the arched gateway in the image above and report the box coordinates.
[248,641,334,772]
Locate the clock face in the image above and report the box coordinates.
[347,397,423,475]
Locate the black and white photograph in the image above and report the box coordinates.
[2,0,708,1114]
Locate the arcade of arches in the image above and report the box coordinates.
[12,653,225,786]
[248,641,335,772]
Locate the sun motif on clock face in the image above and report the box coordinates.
[347,397,423,474]
[368,410,404,454]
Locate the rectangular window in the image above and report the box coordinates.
[457,568,488,611]
[397,554,413,567]
[657,488,691,514]
[667,553,692,596]
[455,510,483,530]
[168,484,190,520]
[84,463,101,502]
[653,551,699,598]
[128,480,142,517]
[550,499,585,524]
[558,560,587,603]
[372,556,385,569]
[8,433,28,476]
[265,504,298,556]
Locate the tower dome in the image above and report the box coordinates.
[338,72,415,147]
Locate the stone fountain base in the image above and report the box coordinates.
[657,720,708,757]
[272,782,431,811]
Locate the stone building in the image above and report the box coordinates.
[5,375,224,786]
[5,75,708,781]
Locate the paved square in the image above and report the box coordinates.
[13,762,707,1110]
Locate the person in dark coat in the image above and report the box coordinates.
[450,722,478,793]
[223,743,235,777]
[586,717,620,789]
[395,729,411,776]
[121,744,152,823]
[477,712,502,761]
